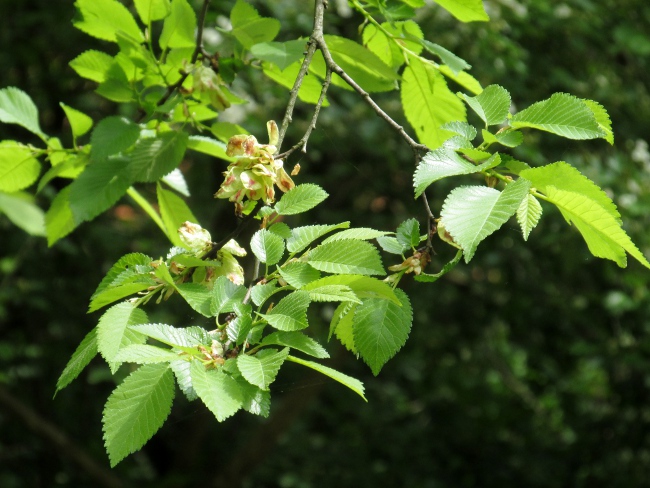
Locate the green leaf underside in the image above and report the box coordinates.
[277,262,321,289]
[286,355,366,401]
[322,228,391,243]
[237,347,289,390]
[401,57,466,149]
[303,275,400,304]
[162,168,190,197]
[520,161,621,222]
[332,303,357,353]
[238,381,271,417]
[96,302,148,363]
[0,142,40,192]
[129,131,188,182]
[89,282,154,313]
[413,147,497,198]
[354,288,413,376]
[251,229,285,265]
[113,344,181,364]
[250,280,282,307]
[287,222,350,253]
[91,116,140,161]
[211,276,246,316]
[45,187,76,245]
[434,0,490,22]
[170,360,197,401]
[259,331,329,359]
[0,191,46,236]
[259,290,310,331]
[415,249,463,282]
[308,239,385,276]
[441,179,532,262]
[226,314,252,345]
[157,184,198,248]
[307,285,361,304]
[517,194,543,241]
[542,186,650,269]
[439,65,483,95]
[130,323,210,350]
[510,93,607,140]
[0,87,45,138]
[191,361,243,421]
[102,363,174,467]
[377,236,408,254]
[440,121,477,140]
[176,283,213,317]
[187,136,233,161]
[274,184,328,215]
[420,40,471,74]
[74,0,144,43]
[93,253,153,297]
[250,40,306,71]
[461,84,511,126]
[55,327,98,394]
[230,0,280,49]
[495,130,524,147]
[583,99,614,144]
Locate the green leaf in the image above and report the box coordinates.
[226,314,253,345]
[230,0,280,49]
[434,0,489,22]
[440,178,532,262]
[44,187,77,246]
[396,218,421,249]
[250,40,306,71]
[376,236,407,255]
[187,135,233,161]
[494,129,524,148]
[161,168,190,197]
[323,35,398,93]
[440,121,477,140]
[237,380,271,417]
[60,103,93,139]
[286,355,366,401]
[461,84,511,126]
[259,331,329,359]
[113,344,181,364]
[170,360,197,401]
[102,364,174,467]
[362,21,423,69]
[308,239,385,276]
[420,40,470,74]
[211,276,247,316]
[95,62,133,103]
[0,191,46,236]
[93,253,153,297]
[55,328,98,395]
[176,283,213,317]
[89,282,154,313]
[583,99,614,144]
[259,290,311,331]
[251,229,285,266]
[131,323,210,350]
[191,361,243,421]
[322,228,390,243]
[413,148,494,198]
[516,194,543,241]
[74,0,144,43]
[157,183,198,248]
[250,280,281,307]
[91,116,140,161]
[278,262,321,289]
[287,222,350,254]
[414,249,463,282]
[439,65,483,95]
[401,57,466,149]
[134,0,171,23]
[303,275,400,304]
[262,61,328,106]
[128,131,188,182]
[520,161,621,223]
[69,50,114,83]
[333,303,357,353]
[159,0,196,49]
[542,186,650,269]
[0,87,45,138]
[68,157,133,223]
[274,183,328,216]
[96,302,148,363]
[353,288,413,375]
[268,222,292,239]
[306,285,361,304]
[237,347,289,390]
[510,93,607,140]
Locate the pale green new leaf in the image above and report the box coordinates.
[113,344,181,364]
[510,93,607,140]
[583,99,614,144]
[250,40,306,71]
[434,0,489,22]
[0,87,45,138]
[353,289,413,376]
[420,40,470,74]
[322,228,390,243]
[439,65,483,95]
[274,183,328,216]
[0,191,46,236]
[303,275,399,304]
[440,178,532,262]
[128,131,188,182]
[362,21,423,69]
[461,84,511,126]
[286,355,366,401]
[69,50,114,83]
[401,57,466,149]
[237,347,289,390]
[90,116,140,161]
[159,0,196,49]
[413,147,495,198]
[377,236,408,255]
[543,186,650,269]
[516,194,543,241]
[191,361,243,421]
[134,0,171,24]
[286,222,350,253]
[55,327,98,395]
[259,331,329,359]
[277,262,321,289]
[306,285,361,304]
[102,364,174,466]
[251,229,285,265]
[308,240,385,276]
[60,103,93,139]
[230,0,280,48]
[157,183,198,248]
[259,291,311,331]
[73,0,144,43]
[96,302,149,363]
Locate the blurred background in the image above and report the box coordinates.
[1,0,650,486]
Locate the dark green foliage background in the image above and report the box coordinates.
[1,0,650,486]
